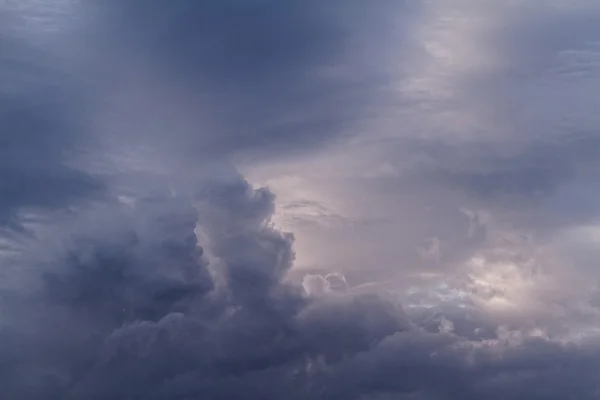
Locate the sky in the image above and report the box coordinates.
[2,0,600,399]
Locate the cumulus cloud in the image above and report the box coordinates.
[0,174,406,399]
[3,1,600,399]
[3,174,600,399]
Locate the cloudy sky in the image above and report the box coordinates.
[3,0,600,398]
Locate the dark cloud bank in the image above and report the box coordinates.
[5,174,600,400]
[2,1,600,399]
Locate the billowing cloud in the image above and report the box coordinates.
[5,174,600,399]
[3,1,600,399]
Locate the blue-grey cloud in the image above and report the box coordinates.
[81,0,413,160]
[3,174,600,399]
[0,0,409,228]
[0,21,102,228]
[3,1,600,399]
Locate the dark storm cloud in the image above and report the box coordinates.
[99,0,353,82]
[0,0,411,227]
[0,175,407,399]
[4,1,600,400]
[2,174,600,399]
[0,22,102,228]
[42,194,212,325]
[325,330,600,400]
[84,0,413,159]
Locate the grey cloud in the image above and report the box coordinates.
[4,1,600,399]
[0,27,102,228]
[42,194,212,325]
[0,0,410,228]
[374,130,600,250]
[387,131,599,200]
[0,175,408,399]
[492,3,600,75]
[370,0,600,213]
[4,174,600,399]
[326,330,600,400]
[81,0,415,160]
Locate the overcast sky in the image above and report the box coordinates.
[3,1,600,399]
